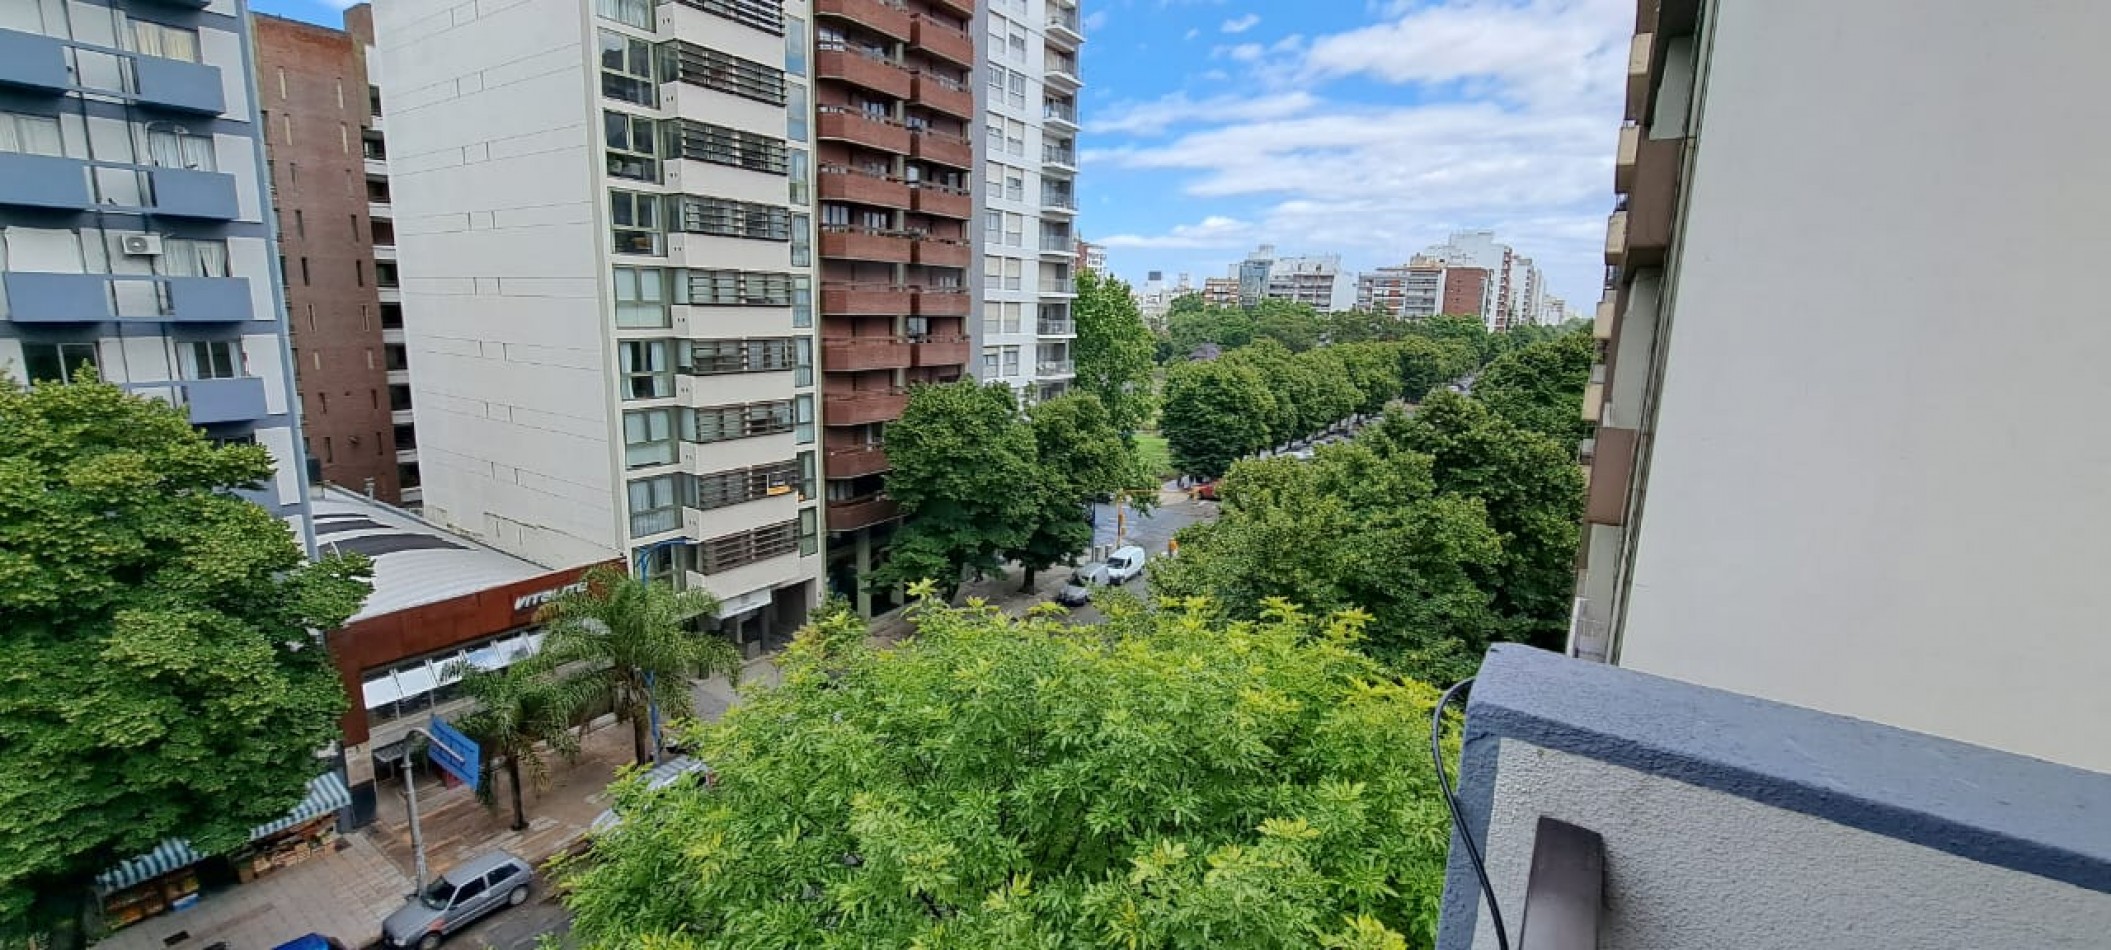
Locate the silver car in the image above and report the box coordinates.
[381,850,533,949]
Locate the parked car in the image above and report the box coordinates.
[381,851,534,949]
[589,755,713,835]
[1055,575,1093,607]
[272,936,347,950]
[1103,545,1148,584]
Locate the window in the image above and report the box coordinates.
[687,269,793,306]
[791,275,812,327]
[1005,118,1025,156]
[1005,174,1024,203]
[634,543,691,588]
[340,123,350,154]
[186,340,239,380]
[797,451,816,501]
[20,343,98,384]
[624,408,676,468]
[1007,71,1027,110]
[596,0,652,29]
[620,340,672,399]
[680,400,794,444]
[356,259,366,286]
[1007,26,1027,62]
[670,42,786,105]
[613,266,670,327]
[157,238,230,277]
[452,878,488,907]
[628,475,680,535]
[600,30,659,106]
[0,113,63,156]
[680,196,792,241]
[786,83,809,142]
[788,147,810,204]
[684,0,785,33]
[981,347,999,375]
[799,506,818,555]
[300,256,311,285]
[683,338,795,375]
[820,203,851,228]
[794,394,813,444]
[604,110,658,182]
[1005,258,1023,291]
[695,521,799,575]
[1005,212,1024,247]
[673,119,787,175]
[323,436,334,462]
[793,336,812,386]
[130,20,200,63]
[685,461,799,512]
[790,213,811,266]
[1002,346,1020,376]
[611,191,664,255]
[785,17,808,76]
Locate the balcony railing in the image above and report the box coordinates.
[1039,279,1075,295]
[823,389,909,426]
[817,163,912,208]
[827,493,902,531]
[825,444,890,479]
[1036,359,1074,377]
[821,336,912,371]
[1036,318,1074,336]
[1040,234,1074,252]
[1042,143,1077,167]
[1041,189,1078,211]
[812,0,908,40]
[1043,100,1077,125]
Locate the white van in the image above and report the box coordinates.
[1103,545,1148,584]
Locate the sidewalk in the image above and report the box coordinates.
[91,834,409,950]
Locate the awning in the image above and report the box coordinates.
[95,772,352,892]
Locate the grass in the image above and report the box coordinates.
[1134,433,1172,480]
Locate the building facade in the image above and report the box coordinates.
[809,0,976,615]
[1076,236,1103,276]
[252,12,408,504]
[974,0,1080,407]
[371,0,824,647]
[0,0,312,543]
[1574,0,2111,773]
[1199,276,1238,306]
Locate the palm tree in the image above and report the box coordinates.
[534,564,741,765]
[450,661,582,830]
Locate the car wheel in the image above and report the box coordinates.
[507,885,529,906]
[417,933,442,950]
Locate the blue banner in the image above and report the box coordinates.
[426,717,482,791]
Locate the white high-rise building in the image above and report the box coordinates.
[977,0,1083,402]
[371,0,824,648]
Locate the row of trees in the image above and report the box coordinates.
[877,385,1156,595]
[559,591,1458,948]
[1151,330,1595,685]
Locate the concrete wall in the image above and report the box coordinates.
[1612,0,2111,773]
[1442,646,2111,950]
[371,0,613,568]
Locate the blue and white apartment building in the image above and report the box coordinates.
[0,0,311,540]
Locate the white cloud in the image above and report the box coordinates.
[1088,0,1629,303]
[1083,9,1110,31]
[1184,27,1200,40]
[1220,13,1260,33]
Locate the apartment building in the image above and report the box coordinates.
[1131,269,1188,328]
[1574,0,2111,772]
[0,0,312,544]
[808,0,975,615]
[1076,236,1103,276]
[252,11,414,504]
[1199,276,1238,306]
[975,0,1081,407]
[370,0,824,649]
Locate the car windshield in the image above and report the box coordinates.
[1110,556,1132,569]
[421,877,457,909]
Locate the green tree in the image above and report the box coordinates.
[1251,298,1326,352]
[1404,314,1493,365]
[1394,336,1478,403]
[557,591,1457,948]
[533,565,737,766]
[879,381,1039,594]
[451,662,584,831]
[1333,343,1406,417]
[1072,270,1159,436]
[1472,330,1595,444]
[1007,394,1157,590]
[1364,392,1585,648]
[1160,358,1275,479]
[1167,304,1255,358]
[1149,442,1503,684]
[0,378,372,939]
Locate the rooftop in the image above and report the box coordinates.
[311,488,551,623]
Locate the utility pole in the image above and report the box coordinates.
[394,728,433,894]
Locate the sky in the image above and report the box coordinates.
[1077,0,1631,309]
[249,0,1630,310]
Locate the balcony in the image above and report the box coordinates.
[1603,210,1629,267]
[822,282,912,315]
[912,288,970,316]
[1622,137,1683,268]
[820,226,915,264]
[825,444,890,479]
[924,0,972,18]
[1625,32,1655,123]
[816,46,913,100]
[1043,100,1078,131]
[176,377,268,425]
[0,29,70,93]
[373,243,398,262]
[3,272,250,324]
[815,0,912,42]
[369,200,392,220]
[1038,279,1076,296]
[1035,359,1074,377]
[909,129,972,169]
[1046,4,1083,47]
[1042,143,1077,174]
[828,494,902,531]
[0,29,225,114]
[911,72,973,119]
[913,15,973,67]
[133,56,226,115]
[912,238,971,269]
[909,182,970,219]
[1040,188,1078,215]
[817,165,912,209]
[1045,55,1082,92]
[1036,318,1075,336]
[911,335,970,368]
[817,107,910,155]
[0,153,90,209]
[364,156,387,177]
[824,389,908,426]
[822,336,912,372]
[1039,234,1074,258]
[1434,644,2111,950]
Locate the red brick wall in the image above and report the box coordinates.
[254,15,397,500]
[1442,267,1489,318]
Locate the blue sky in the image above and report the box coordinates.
[250,0,1628,309]
[1078,0,1630,309]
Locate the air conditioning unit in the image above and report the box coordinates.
[120,234,163,256]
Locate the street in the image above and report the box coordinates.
[440,887,571,950]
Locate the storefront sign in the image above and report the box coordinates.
[426,718,482,791]
[512,581,588,615]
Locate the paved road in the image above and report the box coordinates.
[443,887,572,949]
[1089,484,1213,557]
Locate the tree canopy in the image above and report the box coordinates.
[1159,358,1277,480]
[0,378,372,936]
[1471,330,1596,445]
[1006,393,1158,589]
[1071,270,1158,437]
[878,382,1041,593]
[558,593,1457,949]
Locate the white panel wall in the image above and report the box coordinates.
[373,0,615,569]
[1615,0,2111,773]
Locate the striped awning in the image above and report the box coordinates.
[95,772,353,893]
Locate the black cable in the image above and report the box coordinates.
[1433,677,1510,950]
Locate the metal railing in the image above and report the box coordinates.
[1042,143,1076,165]
[1036,359,1074,376]
[1036,319,1074,335]
[1043,100,1075,123]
